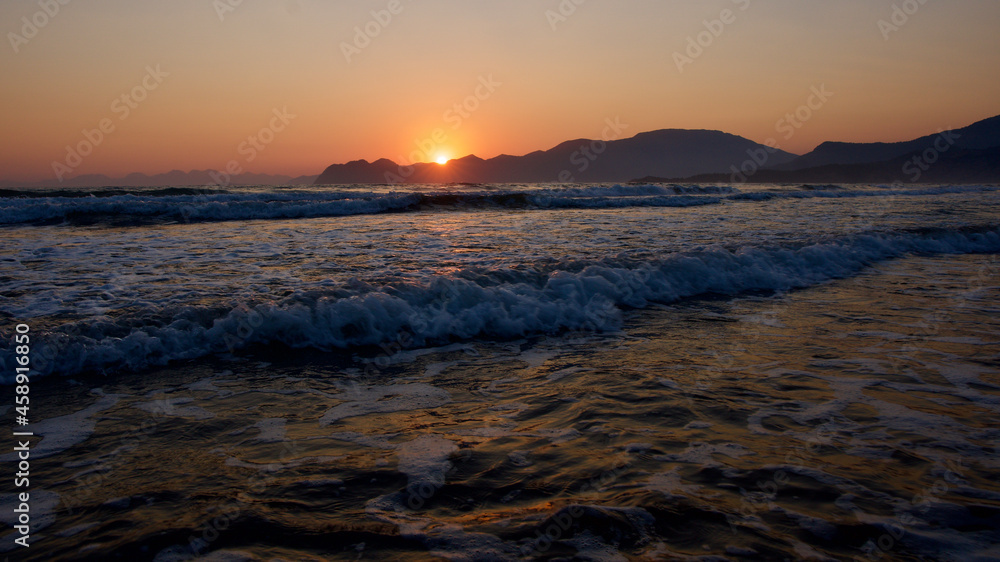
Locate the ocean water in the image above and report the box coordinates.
[1,182,999,561]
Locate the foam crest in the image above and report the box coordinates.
[2,225,997,381]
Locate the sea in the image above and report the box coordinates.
[1,182,999,561]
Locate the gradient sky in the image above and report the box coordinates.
[2,0,998,182]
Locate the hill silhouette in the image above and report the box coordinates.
[315,129,798,184]
[636,115,1000,184]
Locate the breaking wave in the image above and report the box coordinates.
[3,224,998,382]
[0,184,733,226]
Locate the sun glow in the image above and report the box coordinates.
[435,155,449,165]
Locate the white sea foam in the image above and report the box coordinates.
[2,225,998,382]
[319,384,452,425]
[15,182,988,226]
[0,392,120,460]
[0,490,61,535]
[0,185,731,225]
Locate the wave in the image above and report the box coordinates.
[727,184,998,201]
[0,186,234,199]
[0,184,735,226]
[540,184,736,197]
[1,184,994,227]
[0,190,423,226]
[3,224,998,383]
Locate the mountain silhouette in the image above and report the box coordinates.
[636,115,1000,184]
[315,129,798,184]
[9,115,998,188]
[776,115,1000,171]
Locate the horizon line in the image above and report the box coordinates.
[6,112,998,186]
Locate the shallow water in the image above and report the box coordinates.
[1,183,999,560]
[2,183,998,377]
[0,255,996,560]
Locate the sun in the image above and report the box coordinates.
[435,155,449,165]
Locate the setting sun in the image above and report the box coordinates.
[3,2,1000,560]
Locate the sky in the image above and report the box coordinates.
[1,0,999,182]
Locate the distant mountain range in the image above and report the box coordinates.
[316,115,1000,185]
[5,115,998,188]
[0,170,317,189]
[777,116,1000,170]
[640,115,1000,184]
[315,130,799,185]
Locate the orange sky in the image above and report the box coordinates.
[2,0,998,182]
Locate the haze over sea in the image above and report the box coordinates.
[1,181,999,560]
